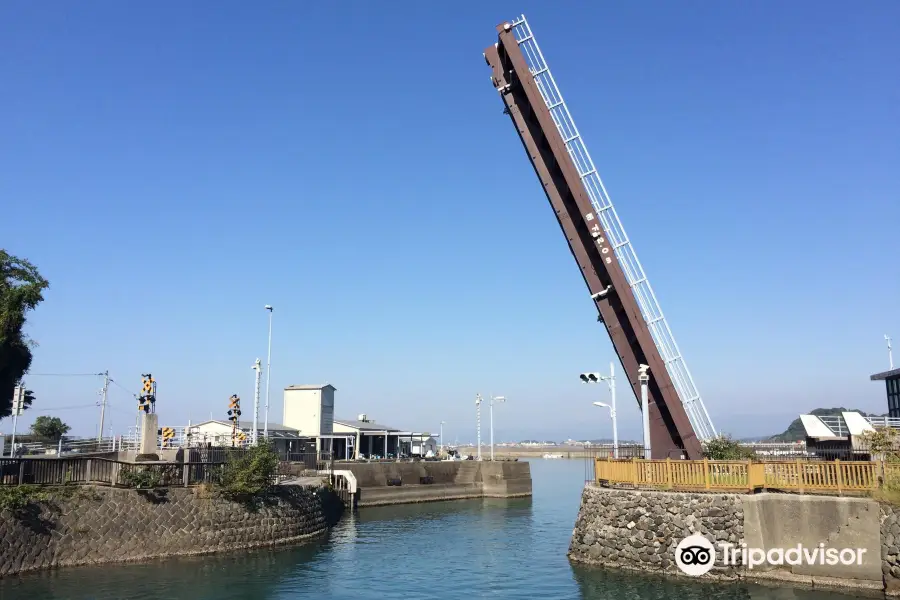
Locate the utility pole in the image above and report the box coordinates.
[98,370,109,444]
[475,394,483,461]
[439,420,445,457]
[887,335,894,370]
[638,364,651,459]
[264,305,274,438]
[252,359,262,446]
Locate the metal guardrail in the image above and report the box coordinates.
[0,457,232,488]
[595,458,886,494]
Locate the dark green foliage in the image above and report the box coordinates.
[120,467,163,489]
[701,434,756,460]
[0,250,48,419]
[216,444,280,501]
[30,416,71,441]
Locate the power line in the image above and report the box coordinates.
[28,373,103,377]
[33,404,99,412]
[109,378,137,398]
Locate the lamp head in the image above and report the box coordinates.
[593,401,610,409]
[265,305,273,311]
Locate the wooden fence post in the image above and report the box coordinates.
[704,458,710,490]
[665,458,673,489]
[632,458,638,487]
[796,459,804,494]
[835,459,843,496]
[746,460,752,493]
[86,458,92,483]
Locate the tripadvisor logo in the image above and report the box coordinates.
[675,535,716,576]
[674,534,869,576]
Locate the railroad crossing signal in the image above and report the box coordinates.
[138,373,156,413]
[228,394,242,447]
[227,395,241,421]
[236,431,247,444]
[159,427,175,447]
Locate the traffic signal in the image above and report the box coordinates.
[11,387,27,417]
[580,373,602,383]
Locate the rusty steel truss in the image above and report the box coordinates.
[484,17,711,459]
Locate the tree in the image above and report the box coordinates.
[30,416,70,441]
[0,250,49,419]
[701,434,756,460]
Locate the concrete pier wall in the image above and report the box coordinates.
[337,460,532,507]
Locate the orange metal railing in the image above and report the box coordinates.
[595,458,883,494]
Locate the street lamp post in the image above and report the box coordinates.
[580,362,618,458]
[490,394,506,461]
[475,394,483,461]
[252,358,262,446]
[638,364,651,459]
[887,334,894,370]
[439,420,446,457]
[264,305,274,439]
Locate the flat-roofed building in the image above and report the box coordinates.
[871,367,900,418]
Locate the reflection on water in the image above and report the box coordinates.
[0,460,873,599]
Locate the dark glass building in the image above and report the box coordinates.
[871,367,900,418]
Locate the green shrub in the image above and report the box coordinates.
[0,486,50,512]
[701,434,756,460]
[120,466,163,489]
[216,444,279,501]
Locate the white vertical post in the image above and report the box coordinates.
[98,371,109,444]
[887,335,894,370]
[476,394,482,461]
[251,358,262,446]
[490,395,494,461]
[440,421,445,456]
[264,305,274,438]
[10,386,22,455]
[609,362,618,459]
[638,364,651,458]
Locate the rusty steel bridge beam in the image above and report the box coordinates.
[484,22,702,459]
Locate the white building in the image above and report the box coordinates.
[187,420,309,455]
[283,384,335,453]
[332,415,436,460]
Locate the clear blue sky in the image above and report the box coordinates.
[1,1,898,443]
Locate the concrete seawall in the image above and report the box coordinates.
[333,460,532,507]
[570,484,900,595]
[0,484,338,578]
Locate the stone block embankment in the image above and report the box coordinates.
[570,485,889,595]
[0,484,336,578]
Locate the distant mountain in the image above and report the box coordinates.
[766,407,888,442]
